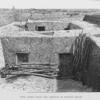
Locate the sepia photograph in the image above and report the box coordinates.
[0,0,100,100]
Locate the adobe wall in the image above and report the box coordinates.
[83,41,100,91]
[0,39,5,68]
[26,22,69,31]
[83,15,100,25]
[1,37,75,67]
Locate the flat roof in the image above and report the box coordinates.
[0,21,100,37]
[27,19,69,23]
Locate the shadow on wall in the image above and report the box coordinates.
[83,15,100,25]
[57,34,100,92]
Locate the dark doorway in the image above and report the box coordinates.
[58,53,73,79]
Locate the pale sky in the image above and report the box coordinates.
[0,0,100,9]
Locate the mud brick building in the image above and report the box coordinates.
[0,20,100,91]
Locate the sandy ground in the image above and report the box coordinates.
[0,75,92,93]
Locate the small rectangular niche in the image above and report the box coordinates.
[35,26,45,31]
[16,52,29,64]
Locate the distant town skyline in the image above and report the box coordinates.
[0,0,100,9]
